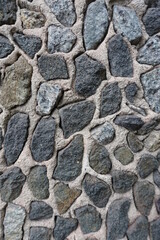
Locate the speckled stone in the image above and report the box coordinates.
[137,154,158,179]
[143,8,160,36]
[114,146,134,165]
[114,115,144,131]
[0,0,17,26]
[137,118,160,135]
[144,131,160,152]
[127,132,144,153]
[29,227,51,240]
[20,9,46,29]
[125,83,139,103]
[29,201,53,220]
[150,218,160,240]
[127,216,149,240]
[0,34,14,58]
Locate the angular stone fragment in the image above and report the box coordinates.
[112,170,138,193]
[84,0,109,50]
[0,56,32,109]
[127,216,149,240]
[30,117,56,162]
[38,55,68,81]
[106,198,130,240]
[27,165,49,199]
[0,0,17,26]
[0,167,26,202]
[13,33,42,59]
[75,54,106,98]
[143,8,160,36]
[133,180,155,216]
[53,135,83,181]
[45,0,76,27]
[89,142,112,174]
[138,118,159,135]
[29,201,53,220]
[145,0,160,8]
[75,205,102,234]
[4,203,26,240]
[4,113,29,165]
[144,131,160,152]
[83,174,111,208]
[125,83,138,103]
[113,5,142,44]
[0,34,14,58]
[59,101,95,138]
[53,216,78,240]
[36,83,63,115]
[20,9,46,29]
[54,182,81,214]
[108,34,133,77]
[153,170,160,188]
[114,146,134,165]
[156,198,160,214]
[137,154,158,179]
[100,82,122,117]
[47,25,76,53]
[127,132,143,153]
[91,122,115,145]
[114,115,144,131]
[150,218,160,240]
[29,227,51,240]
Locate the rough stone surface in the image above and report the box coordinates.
[127,216,149,240]
[144,131,160,152]
[53,216,78,240]
[59,101,95,138]
[89,142,112,174]
[114,146,134,165]
[38,55,68,81]
[54,182,81,214]
[156,198,160,214]
[0,167,26,202]
[0,34,14,58]
[36,83,63,115]
[145,0,160,7]
[0,56,32,109]
[137,154,158,179]
[137,118,159,135]
[91,122,115,145]
[29,201,53,220]
[114,115,144,131]
[83,174,112,208]
[127,132,144,153]
[75,54,106,98]
[0,0,17,26]
[83,0,109,50]
[143,8,160,36]
[29,227,50,240]
[150,218,160,240]
[133,181,155,216]
[20,9,46,29]
[106,198,130,240]
[30,117,56,162]
[4,203,26,240]
[100,82,122,117]
[53,135,84,181]
[112,170,138,193]
[75,205,102,234]
[113,5,142,44]
[45,0,76,27]
[125,83,139,103]
[108,34,133,77]
[27,165,49,199]
[4,113,29,165]
[47,25,76,53]
[153,170,160,188]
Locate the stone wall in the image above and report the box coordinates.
[0,0,160,239]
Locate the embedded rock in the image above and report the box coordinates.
[156,198,160,214]
[114,115,144,131]
[29,227,51,240]
[137,154,158,179]
[125,83,138,103]
[20,9,46,29]
[0,0,17,26]
[145,0,160,7]
[127,216,149,240]
[150,218,160,240]
[29,201,53,220]
[143,8,160,36]
[153,170,160,188]
[137,118,159,135]
[127,132,143,153]
[144,131,160,152]
[114,146,134,165]
[0,34,14,58]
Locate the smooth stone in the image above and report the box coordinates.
[75,205,102,234]
[143,8,160,36]
[125,83,139,103]
[137,118,159,135]
[144,131,160,152]
[150,218,160,240]
[0,34,14,58]
[127,132,144,153]
[133,180,155,216]
[108,34,133,77]
[83,0,109,50]
[156,198,160,214]
[0,167,26,202]
[75,54,106,98]
[114,115,144,131]
[83,174,111,208]
[100,82,122,117]
[59,101,95,138]
[4,113,29,165]
[29,201,53,220]
[53,135,84,181]
[0,0,17,26]
[20,9,46,29]
[114,146,134,165]
[153,170,160,188]
[127,216,149,240]
[29,227,51,240]
[137,154,158,179]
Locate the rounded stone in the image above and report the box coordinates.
[125,83,139,103]
[127,132,144,153]
[0,0,17,26]
[114,146,134,165]
[137,154,158,179]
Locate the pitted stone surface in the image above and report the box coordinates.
[0,34,14,58]
[29,227,51,240]
[29,201,53,220]
[114,146,134,165]
[143,8,160,36]
[137,154,158,179]
[20,9,46,29]
[150,218,160,240]
[0,0,17,26]
[127,132,144,153]
[127,216,149,240]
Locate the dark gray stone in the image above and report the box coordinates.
[125,83,139,103]
[29,227,50,240]
[0,0,17,26]
[137,118,159,135]
[114,146,134,165]
[106,198,130,240]
[83,174,112,208]
[27,165,49,199]
[75,54,106,98]
[0,34,14,58]
[137,154,158,179]
[4,113,29,165]
[0,128,3,150]
[89,142,112,174]
[112,170,138,193]
[150,218,160,240]
[127,132,144,153]
[38,55,68,81]
[0,167,26,202]
[153,170,160,188]
[113,5,142,44]
[13,33,42,59]
[100,82,122,118]
[75,205,102,234]
[133,180,155,216]
[108,34,133,77]
[53,216,78,240]
[53,135,84,181]
[29,201,53,220]
[143,8,160,36]
[156,198,160,214]
[30,117,56,162]
[145,0,160,7]
[59,101,95,138]
[114,115,144,131]
[127,216,149,240]
[83,0,109,50]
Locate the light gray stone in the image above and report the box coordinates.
[127,216,149,240]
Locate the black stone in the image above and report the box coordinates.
[29,227,50,240]
[143,8,160,36]
[127,216,149,240]
[0,0,17,26]
[0,34,14,58]
[114,115,144,131]
[125,83,138,103]
[150,218,160,240]
[29,201,53,220]
[137,154,158,179]
[153,170,160,188]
